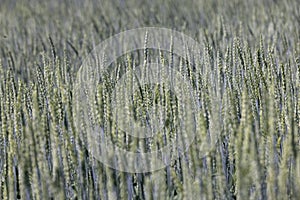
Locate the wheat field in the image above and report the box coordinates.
[0,0,299,199]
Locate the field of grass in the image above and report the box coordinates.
[0,0,299,199]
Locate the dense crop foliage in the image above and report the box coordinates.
[0,0,299,199]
